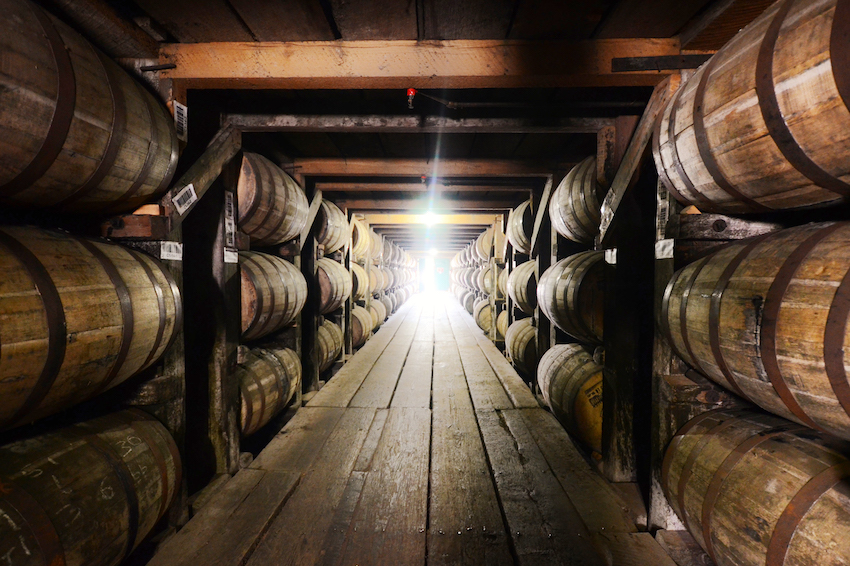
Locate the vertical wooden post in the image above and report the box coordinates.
[182,151,243,490]
[299,175,321,392]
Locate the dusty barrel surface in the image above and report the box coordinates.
[0,0,179,213]
[237,153,309,246]
[507,260,538,315]
[505,318,537,378]
[496,310,508,339]
[0,227,181,431]
[315,200,349,254]
[239,347,300,436]
[379,295,394,318]
[507,199,533,255]
[350,262,368,301]
[0,409,181,566]
[369,300,387,330]
[317,320,343,372]
[316,257,352,314]
[497,266,508,297]
[462,291,476,314]
[537,344,603,452]
[239,251,307,341]
[549,157,602,244]
[537,251,605,345]
[351,305,373,348]
[663,222,850,440]
[473,298,494,334]
[653,0,850,214]
[662,409,850,566]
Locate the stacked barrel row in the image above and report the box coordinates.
[450,226,507,341]
[0,1,185,563]
[651,1,850,562]
[531,157,607,455]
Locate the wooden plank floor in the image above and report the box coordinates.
[149,292,677,566]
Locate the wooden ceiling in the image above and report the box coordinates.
[41,0,775,252]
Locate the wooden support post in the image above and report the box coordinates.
[600,161,656,484]
[299,176,322,393]
[182,151,243,490]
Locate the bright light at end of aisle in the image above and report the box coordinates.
[429,248,437,256]
[422,256,436,292]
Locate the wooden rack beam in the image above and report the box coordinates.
[160,38,681,90]
[317,183,534,193]
[291,158,565,178]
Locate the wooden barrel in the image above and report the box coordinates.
[0,409,180,566]
[237,153,309,246]
[537,251,604,345]
[497,266,508,297]
[316,257,352,314]
[0,227,181,431]
[239,347,300,436]
[351,305,373,348]
[0,0,178,213]
[369,266,387,293]
[315,200,349,254]
[537,344,603,452]
[662,409,850,566]
[474,228,495,262]
[662,222,850,440]
[369,300,387,330]
[240,251,307,341]
[473,299,494,333]
[549,157,602,244]
[379,295,394,318]
[505,318,537,378]
[477,265,495,294]
[507,259,538,314]
[653,0,850,214]
[351,218,371,260]
[507,199,533,255]
[462,291,476,314]
[317,319,343,372]
[496,310,509,339]
[350,262,369,301]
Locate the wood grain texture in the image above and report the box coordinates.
[132,0,254,42]
[549,157,603,245]
[228,0,335,41]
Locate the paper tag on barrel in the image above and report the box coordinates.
[172,184,198,216]
[160,241,183,261]
[655,239,674,259]
[224,249,239,264]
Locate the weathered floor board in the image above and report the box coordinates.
[148,293,678,566]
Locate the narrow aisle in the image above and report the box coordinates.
[148,293,665,566]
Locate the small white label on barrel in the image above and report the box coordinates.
[224,248,239,264]
[174,101,188,142]
[172,184,197,216]
[655,238,674,259]
[604,248,617,265]
[160,241,183,261]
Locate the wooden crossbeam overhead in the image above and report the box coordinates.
[339,198,516,211]
[363,213,497,225]
[225,114,614,134]
[159,39,681,89]
[317,182,532,193]
[292,158,559,177]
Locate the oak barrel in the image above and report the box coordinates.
[237,153,309,246]
[240,251,307,341]
[316,257,352,314]
[477,265,495,295]
[351,218,371,261]
[497,266,508,297]
[473,299,494,334]
[462,291,476,314]
[474,227,495,262]
[652,0,850,214]
[537,251,604,344]
[351,305,373,348]
[0,409,180,566]
[0,0,179,213]
[662,222,850,440]
[537,344,603,452]
[496,309,508,339]
[505,318,537,378]
[369,300,387,330]
[239,347,300,436]
[507,259,537,315]
[549,157,602,244]
[315,199,349,254]
[317,319,343,372]
[662,409,850,566]
[0,227,181,430]
[379,295,394,318]
[350,262,368,301]
[507,199,533,255]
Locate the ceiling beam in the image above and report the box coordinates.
[677,0,736,47]
[225,114,614,134]
[292,158,561,177]
[363,213,497,225]
[318,182,533,192]
[339,198,516,211]
[160,38,681,90]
